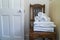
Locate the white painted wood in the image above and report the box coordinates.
[2,0,9,8]
[0,0,24,40]
[0,0,2,8]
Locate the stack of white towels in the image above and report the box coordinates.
[34,12,56,32]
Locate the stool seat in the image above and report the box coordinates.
[29,32,56,40]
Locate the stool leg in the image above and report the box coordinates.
[48,38,52,40]
[29,36,34,40]
[29,38,34,40]
[52,37,56,40]
[43,38,45,40]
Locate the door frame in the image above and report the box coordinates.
[20,0,24,39]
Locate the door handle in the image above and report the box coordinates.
[19,10,22,13]
[19,9,25,13]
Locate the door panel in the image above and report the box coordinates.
[14,16,22,36]
[0,0,21,8]
[2,16,10,36]
[0,0,24,40]
[2,0,9,8]
[1,37,10,40]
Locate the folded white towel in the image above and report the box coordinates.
[34,12,51,22]
[34,22,56,27]
[34,27,54,32]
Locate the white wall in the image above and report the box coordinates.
[49,0,60,40]
[24,0,29,40]
[24,0,49,40]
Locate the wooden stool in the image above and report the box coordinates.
[29,4,56,40]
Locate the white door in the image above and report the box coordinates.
[0,0,24,40]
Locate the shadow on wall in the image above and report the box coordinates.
[49,0,60,40]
